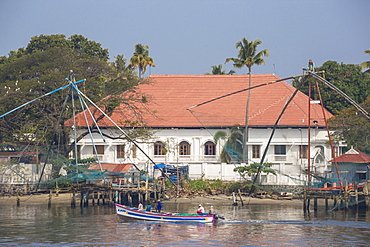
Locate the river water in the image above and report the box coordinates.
[1,200,370,246]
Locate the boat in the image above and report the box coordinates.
[115,203,219,223]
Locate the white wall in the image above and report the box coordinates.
[0,163,52,184]
[75,126,343,186]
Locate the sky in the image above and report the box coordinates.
[0,0,369,79]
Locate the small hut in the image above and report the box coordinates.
[88,163,139,186]
[329,148,370,184]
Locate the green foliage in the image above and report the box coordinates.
[67,157,98,164]
[329,96,370,155]
[61,163,90,174]
[225,38,269,162]
[234,162,276,177]
[164,179,174,188]
[225,38,269,73]
[208,179,226,190]
[225,181,253,192]
[184,179,240,192]
[293,61,370,115]
[129,44,156,78]
[214,125,244,163]
[205,64,235,75]
[185,179,209,191]
[0,46,108,148]
[0,34,154,179]
[22,34,109,61]
[181,179,256,193]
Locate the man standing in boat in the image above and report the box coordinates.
[156,200,163,213]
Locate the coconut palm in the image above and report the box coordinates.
[214,125,244,163]
[205,64,236,75]
[361,50,370,74]
[129,44,156,78]
[225,38,269,162]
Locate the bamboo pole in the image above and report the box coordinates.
[238,189,244,206]
[232,192,237,206]
[71,191,76,208]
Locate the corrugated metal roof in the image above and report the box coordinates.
[330,149,370,163]
[88,163,133,173]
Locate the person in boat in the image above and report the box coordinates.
[197,204,205,214]
[138,202,144,211]
[208,205,215,215]
[156,200,163,213]
[146,204,152,212]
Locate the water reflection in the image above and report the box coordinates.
[1,202,370,246]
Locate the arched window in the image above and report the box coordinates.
[179,141,190,155]
[154,141,165,155]
[314,145,325,164]
[204,141,216,155]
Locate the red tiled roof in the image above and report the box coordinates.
[329,149,370,163]
[89,163,133,173]
[70,74,332,128]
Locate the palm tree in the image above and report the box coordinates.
[225,38,269,163]
[129,44,156,78]
[205,64,236,75]
[361,50,370,74]
[214,125,244,163]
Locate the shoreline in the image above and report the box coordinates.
[0,192,305,207]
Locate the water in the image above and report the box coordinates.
[1,201,370,246]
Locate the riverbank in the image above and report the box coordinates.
[0,192,73,205]
[0,192,305,207]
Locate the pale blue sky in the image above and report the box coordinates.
[0,0,368,79]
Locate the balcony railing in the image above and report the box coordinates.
[274,155,286,161]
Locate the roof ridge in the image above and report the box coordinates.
[149,74,277,77]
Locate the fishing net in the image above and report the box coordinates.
[186,75,341,193]
[0,143,144,192]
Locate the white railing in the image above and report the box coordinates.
[274,155,286,161]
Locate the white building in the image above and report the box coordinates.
[0,151,52,191]
[71,74,345,187]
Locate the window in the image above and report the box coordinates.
[94,145,104,155]
[179,141,190,155]
[357,172,366,180]
[132,145,137,158]
[204,141,216,155]
[117,145,125,158]
[154,141,165,155]
[274,145,286,155]
[299,145,308,159]
[334,146,339,158]
[252,145,261,158]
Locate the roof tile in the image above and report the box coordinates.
[71,74,332,128]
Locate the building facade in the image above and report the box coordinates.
[71,74,345,186]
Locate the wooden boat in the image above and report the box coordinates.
[115,203,219,223]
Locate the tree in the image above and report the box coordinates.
[329,96,370,155]
[8,34,110,62]
[293,61,370,114]
[233,162,276,182]
[214,125,243,163]
[129,44,156,78]
[205,64,235,75]
[361,50,370,74]
[225,38,269,162]
[0,34,151,176]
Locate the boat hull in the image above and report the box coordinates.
[115,203,216,223]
